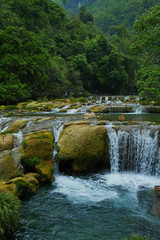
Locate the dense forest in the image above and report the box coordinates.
[0,0,160,104]
[56,0,160,33]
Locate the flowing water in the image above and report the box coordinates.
[0,97,160,240]
[12,119,160,240]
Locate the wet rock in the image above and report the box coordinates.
[0,150,23,181]
[4,120,27,133]
[0,133,14,151]
[152,186,160,215]
[8,175,39,198]
[22,118,55,135]
[63,120,90,129]
[57,124,109,173]
[19,130,54,183]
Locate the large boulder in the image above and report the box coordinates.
[19,130,54,183]
[0,150,23,181]
[57,123,109,173]
[0,133,14,151]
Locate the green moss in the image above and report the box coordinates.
[40,135,47,139]
[122,234,151,240]
[23,141,27,149]
[0,192,21,238]
[22,157,40,172]
[4,105,18,111]
[15,180,29,194]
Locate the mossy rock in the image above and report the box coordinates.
[91,105,106,113]
[0,181,16,195]
[4,120,27,133]
[0,134,14,151]
[57,124,110,173]
[19,130,54,183]
[63,121,90,129]
[0,150,23,181]
[8,176,39,198]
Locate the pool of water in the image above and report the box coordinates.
[13,172,160,240]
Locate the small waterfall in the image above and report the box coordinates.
[53,121,64,174]
[13,130,23,149]
[133,105,146,114]
[106,125,160,175]
[0,117,11,132]
[106,126,119,173]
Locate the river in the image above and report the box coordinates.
[0,96,160,240]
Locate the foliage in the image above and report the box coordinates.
[122,234,151,240]
[0,0,150,103]
[58,0,160,34]
[22,157,40,172]
[131,4,160,98]
[0,192,21,239]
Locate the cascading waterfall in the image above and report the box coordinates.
[106,125,160,175]
[53,120,64,174]
[13,130,23,149]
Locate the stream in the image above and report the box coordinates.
[0,96,160,240]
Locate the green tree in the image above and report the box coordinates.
[0,26,49,104]
[131,4,160,98]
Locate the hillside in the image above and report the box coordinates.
[57,0,160,33]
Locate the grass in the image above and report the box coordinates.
[0,192,21,239]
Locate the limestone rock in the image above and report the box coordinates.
[19,130,54,183]
[0,150,23,181]
[57,123,109,173]
[0,133,14,151]
[4,120,27,133]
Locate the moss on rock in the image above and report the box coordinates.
[19,130,54,183]
[57,124,109,173]
[4,120,27,133]
[0,150,23,181]
[0,134,14,151]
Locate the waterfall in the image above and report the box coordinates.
[106,125,160,175]
[0,117,11,132]
[53,121,64,174]
[13,130,23,149]
[133,105,146,114]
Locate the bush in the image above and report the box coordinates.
[123,234,151,240]
[0,192,21,239]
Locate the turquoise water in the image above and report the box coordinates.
[13,172,160,240]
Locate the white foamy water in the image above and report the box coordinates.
[53,175,118,204]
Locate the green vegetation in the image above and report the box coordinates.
[0,0,159,103]
[131,4,160,99]
[122,234,151,240]
[0,192,21,239]
[59,0,160,34]
[22,157,40,172]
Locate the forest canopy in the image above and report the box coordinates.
[0,0,159,104]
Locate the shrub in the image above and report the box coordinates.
[0,192,21,239]
[123,234,151,240]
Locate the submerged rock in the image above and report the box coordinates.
[19,130,54,183]
[152,186,160,215]
[57,123,109,173]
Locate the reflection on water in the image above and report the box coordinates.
[100,113,160,124]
